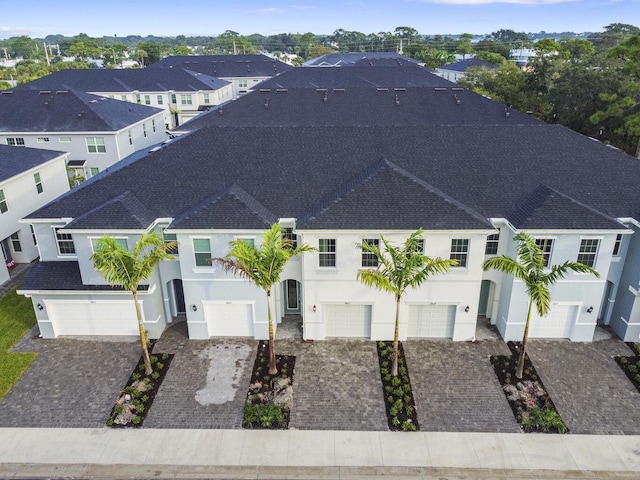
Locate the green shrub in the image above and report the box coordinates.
[244,402,287,428]
[132,415,141,425]
[161,353,169,360]
[620,357,628,364]
[131,373,141,381]
[149,356,158,364]
[156,362,164,370]
[151,371,160,379]
[401,420,416,431]
[522,407,567,433]
[392,416,400,426]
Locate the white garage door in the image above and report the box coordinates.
[324,304,372,338]
[408,304,456,338]
[528,304,577,338]
[204,303,254,337]
[48,300,139,336]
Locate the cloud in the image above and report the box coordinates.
[410,0,578,4]
[0,26,46,39]
[289,4,316,9]
[256,7,280,15]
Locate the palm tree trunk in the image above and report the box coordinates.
[132,290,153,375]
[267,290,277,375]
[516,300,534,379]
[392,296,400,377]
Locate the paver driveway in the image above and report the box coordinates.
[3,320,640,434]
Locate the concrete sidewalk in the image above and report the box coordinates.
[0,428,639,479]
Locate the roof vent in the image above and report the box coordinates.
[434,87,447,91]
[259,88,271,92]
[323,92,328,103]
[395,95,400,106]
[218,108,223,115]
[451,87,464,91]
[264,98,269,109]
[505,108,510,118]
[315,88,328,92]
[333,88,345,93]
[39,90,51,95]
[454,94,461,105]
[56,90,68,94]
[376,88,389,92]
[276,88,288,93]
[393,88,406,92]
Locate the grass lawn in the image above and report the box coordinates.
[0,288,37,399]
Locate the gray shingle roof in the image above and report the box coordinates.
[20,261,146,292]
[15,68,230,93]
[0,90,162,132]
[303,52,420,67]
[178,87,537,132]
[0,144,66,182]
[148,54,292,77]
[439,59,497,72]
[25,124,640,232]
[255,65,451,89]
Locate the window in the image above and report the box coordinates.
[90,167,99,177]
[180,94,193,105]
[319,239,336,267]
[128,130,133,145]
[10,233,21,252]
[30,225,37,245]
[485,233,499,255]
[578,239,599,268]
[142,123,147,137]
[613,234,623,256]
[55,228,75,255]
[163,232,178,254]
[239,79,248,88]
[283,227,297,248]
[193,238,211,267]
[135,94,141,103]
[156,95,163,105]
[170,93,177,104]
[34,172,43,194]
[59,136,71,143]
[450,239,469,267]
[407,238,424,256]
[37,137,50,143]
[0,189,7,214]
[361,238,379,267]
[6,137,25,146]
[203,93,210,104]
[121,95,127,101]
[535,238,554,267]
[144,95,151,105]
[152,119,156,133]
[86,137,106,153]
[237,237,254,247]
[91,237,128,252]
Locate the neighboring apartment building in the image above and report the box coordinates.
[302,52,421,67]
[0,89,168,181]
[0,145,69,285]
[16,68,233,127]
[147,54,292,97]
[18,122,639,344]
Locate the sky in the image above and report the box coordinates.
[0,0,638,39]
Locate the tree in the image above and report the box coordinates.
[483,233,599,379]
[212,224,314,375]
[91,232,177,375]
[455,33,475,60]
[356,230,457,377]
[135,42,162,64]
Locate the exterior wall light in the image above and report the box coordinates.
[464,305,470,313]
[312,305,317,313]
[587,306,594,313]
[192,304,198,312]
[37,303,44,311]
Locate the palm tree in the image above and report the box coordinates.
[483,232,599,379]
[357,229,458,377]
[91,231,177,375]
[212,224,315,375]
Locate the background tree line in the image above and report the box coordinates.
[0,23,638,153]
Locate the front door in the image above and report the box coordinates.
[284,279,300,314]
[172,279,186,314]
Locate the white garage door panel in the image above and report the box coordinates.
[324,304,372,338]
[408,304,456,338]
[49,301,138,336]
[205,303,253,337]
[528,305,576,338]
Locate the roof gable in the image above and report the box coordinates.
[0,144,66,182]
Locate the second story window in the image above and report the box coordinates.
[10,232,21,252]
[180,94,193,105]
[613,234,623,256]
[55,228,76,255]
[283,227,297,248]
[535,238,554,267]
[450,239,469,267]
[6,137,25,146]
[91,237,128,252]
[170,93,177,104]
[152,119,156,132]
[128,130,133,145]
[156,95,163,105]
[143,123,147,137]
[239,79,248,88]
[578,239,599,268]
[34,172,43,194]
[203,93,210,104]
[163,232,178,255]
[319,239,336,267]
[485,233,499,255]
[193,238,211,267]
[144,95,151,105]
[361,238,379,267]
[86,137,106,153]
[0,189,7,214]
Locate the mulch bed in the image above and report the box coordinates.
[490,341,567,434]
[376,341,419,431]
[243,340,295,429]
[106,345,173,428]
[613,342,640,393]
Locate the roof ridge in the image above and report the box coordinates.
[384,160,492,227]
[298,158,389,227]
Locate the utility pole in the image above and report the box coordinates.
[43,43,50,65]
